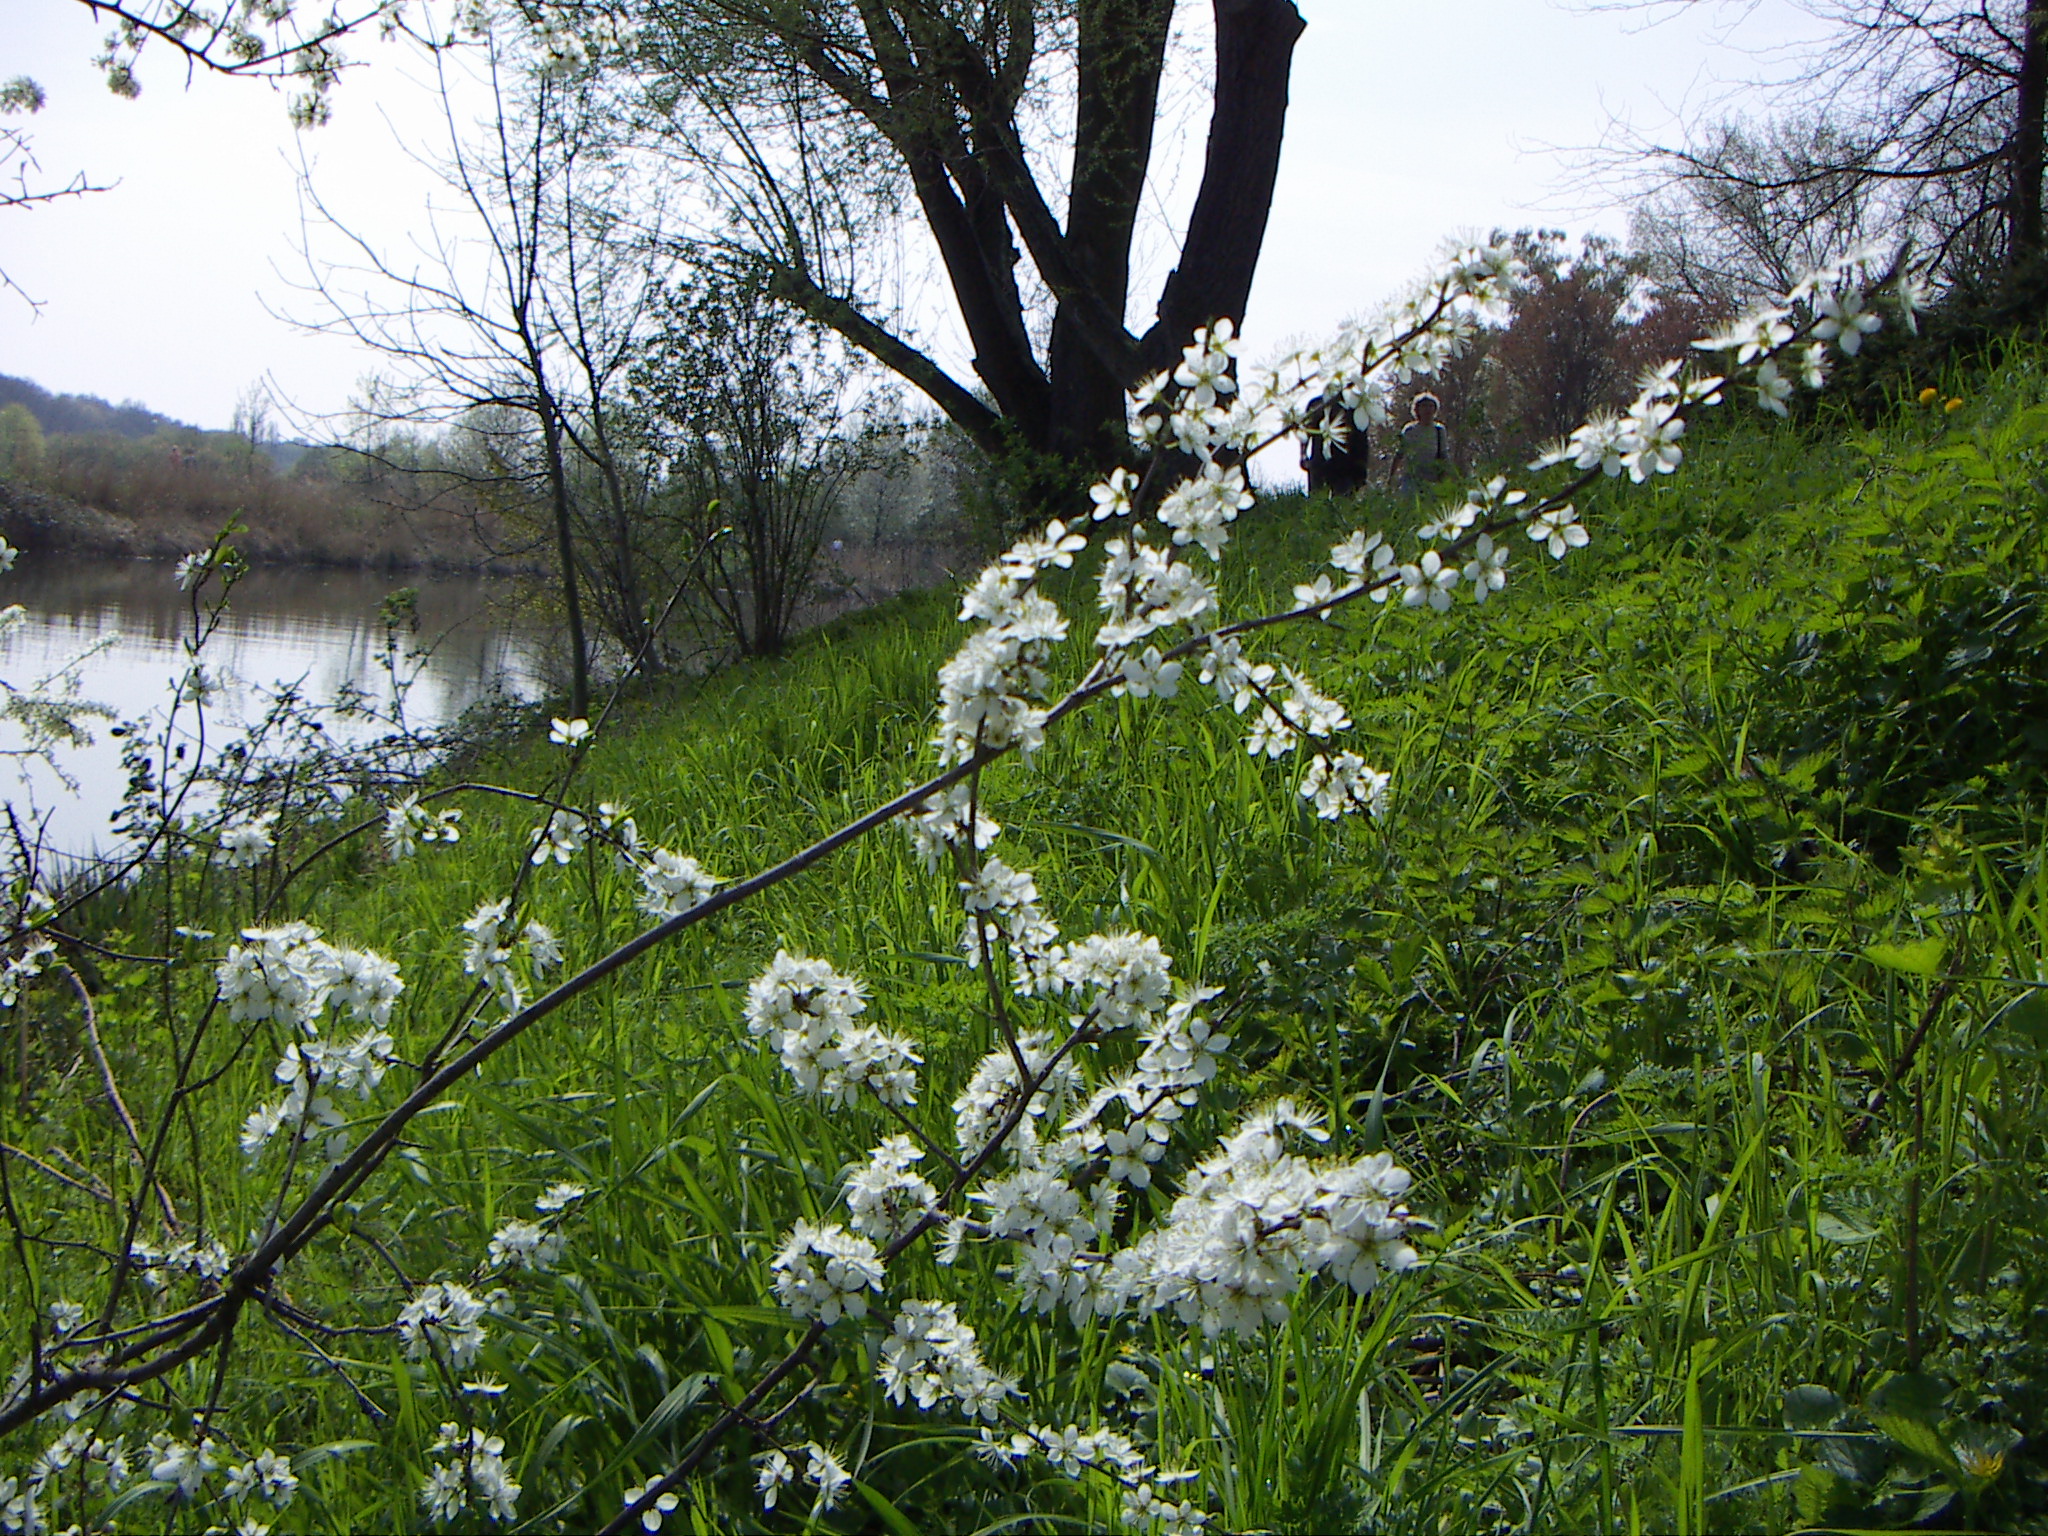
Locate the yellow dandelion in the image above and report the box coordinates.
[1945,397,1964,412]
[1918,386,1939,404]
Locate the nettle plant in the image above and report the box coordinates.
[0,247,1920,1534]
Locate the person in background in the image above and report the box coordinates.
[1391,392,1451,496]
[1299,396,1373,496]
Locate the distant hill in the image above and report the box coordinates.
[0,372,195,441]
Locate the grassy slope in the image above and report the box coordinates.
[42,344,2048,1531]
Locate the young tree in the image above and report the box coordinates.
[636,269,883,657]
[295,33,619,715]
[606,0,1307,478]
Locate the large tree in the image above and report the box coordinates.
[617,0,1305,474]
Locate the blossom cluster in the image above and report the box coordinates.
[460,899,562,1018]
[383,793,464,860]
[221,924,404,1163]
[420,1423,520,1525]
[743,949,921,1106]
[755,1442,851,1515]
[769,1220,885,1324]
[977,1422,1206,1536]
[876,1300,1014,1420]
[397,1281,491,1370]
[488,1181,584,1272]
[0,1424,131,1534]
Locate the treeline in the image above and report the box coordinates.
[0,395,525,571]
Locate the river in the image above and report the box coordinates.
[0,557,554,861]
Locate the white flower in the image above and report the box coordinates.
[1399,551,1459,612]
[219,813,277,869]
[1115,646,1183,699]
[803,1443,852,1510]
[877,1300,1014,1420]
[1799,342,1829,390]
[1000,520,1088,579]
[529,809,588,866]
[1329,529,1393,585]
[1754,359,1794,416]
[1089,467,1138,521]
[1292,573,1338,615]
[45,1299,83,1336]
[548,716,591,747]
[420,1424,519,1524]
[224,1449,298,1507]
[172,551,206,589]
[756,1449,794,1510]
[846,1136,938,1243]
[488,1218,564,1272]
[624,1483,682,1532]
[1461,535,1508,601]
[634,848,718,920]
[149,1436,219,1499]
[536,1181,586,1213]
[770,1221,884,1324]
[382,796,462,860]
[1893,271,1928,334]
[1527,505,1589,560]
[521,920,563,972]
[1812,287,1882,355]
[396,1282,488,1369]
[1198,635,1274,715]
[1173,318,1239,411]
[1300,752,1391,820]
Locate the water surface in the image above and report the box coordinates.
[0,559,553,860]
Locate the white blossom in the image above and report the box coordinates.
[396,1282,489,1369]
[846,1136,938,1242]
[219,813,277,868]
[1300,752,1391,820]
[1398,551,1459,612]
[634,848,718,920]
[529,809,588,866]
[419,1424,519,1524]
[383,795,462,860]
[770,1221,884,1324]
[1461,535,1508,601]
[1527,505,1589,561]
[224,1449,298,1507]
[488,1218,564,1272]
[548,716,591,747]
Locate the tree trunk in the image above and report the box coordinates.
[2011,2,2048,267]
[1137,0,1304,375]
[1046,0,1176,468]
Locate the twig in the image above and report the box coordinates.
[259,1298,388,1423]
[0,1141,110,1202]
[61,966,180,1230]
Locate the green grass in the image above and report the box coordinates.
[12,342,2048,1532]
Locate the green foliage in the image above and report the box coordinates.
[0,402,42,483]
[17,340,2048,1531]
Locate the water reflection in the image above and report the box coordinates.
[0,559,553,858]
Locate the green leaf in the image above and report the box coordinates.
[1815,1212,1879,1245]
[1873,1412,1957,1473]
[855,1479,924,1536]
[1863,936,1946,976]
[1784,1385,1844,1429]
[1868,1371,1949,1422]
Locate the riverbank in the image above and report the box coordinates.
[0,476,539,574]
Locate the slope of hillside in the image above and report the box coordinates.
[40,341,2048,1531]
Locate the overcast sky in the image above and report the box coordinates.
[2,0,1818,433]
